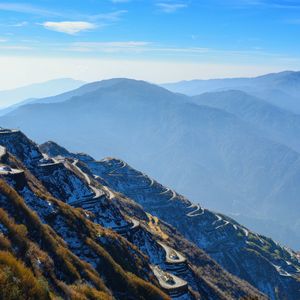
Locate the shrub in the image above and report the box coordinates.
[0,251,50,300]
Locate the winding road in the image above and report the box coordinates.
[150,265,188,296]
[215,220,229,230]
[170,190,177,200]
[148,176,154,187]
[157,241,186,264]
[186,204,204,217]
[160,188,171,195]
[72,160,103,198]
[109,160,127,175]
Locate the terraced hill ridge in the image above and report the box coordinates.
[0,128,266,300]
[40,140,300,300]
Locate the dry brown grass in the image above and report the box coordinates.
[147,213,169,240]
[0,250,50,300]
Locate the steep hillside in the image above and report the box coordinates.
[1,79,300,248]
[0,129,266,299]
[45,145,298,300]
[0,148,173,299]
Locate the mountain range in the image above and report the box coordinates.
[162,71,300,113]
[0,128,299,299]
[1,74,300,249]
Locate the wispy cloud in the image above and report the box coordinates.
[156,2,187,13]
[75,41,151,47]
[0,20,28,27]
[0,2,127,21]
[0,45,31,50]
[259,0,300,8]
[0,2,60,16]
[42,21,97,35]
[68,41,151,52]
[61,40,299,65]
[10,21,28,27]
[90,10,127,22]
[65,41,211,56]
[221,0,300,9]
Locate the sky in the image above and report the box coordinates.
[0,0,299,89]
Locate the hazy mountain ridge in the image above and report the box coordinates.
[162,71,300,96]
[162,71,300,113]
[0,78,84,112]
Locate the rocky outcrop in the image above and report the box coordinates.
[0,128,42,167]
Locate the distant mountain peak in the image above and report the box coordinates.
[82,77,177,95]
[0,78,85,112]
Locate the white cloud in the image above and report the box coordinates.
[157,2,187,13]
[42,21,96,35]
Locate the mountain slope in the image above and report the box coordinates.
[82,157,300,300]
[1,79,300,249]
[0,129,267,300]
[0,169,167,299]
[40,140,300,300]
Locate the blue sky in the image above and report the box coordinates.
[0,0,299,88]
